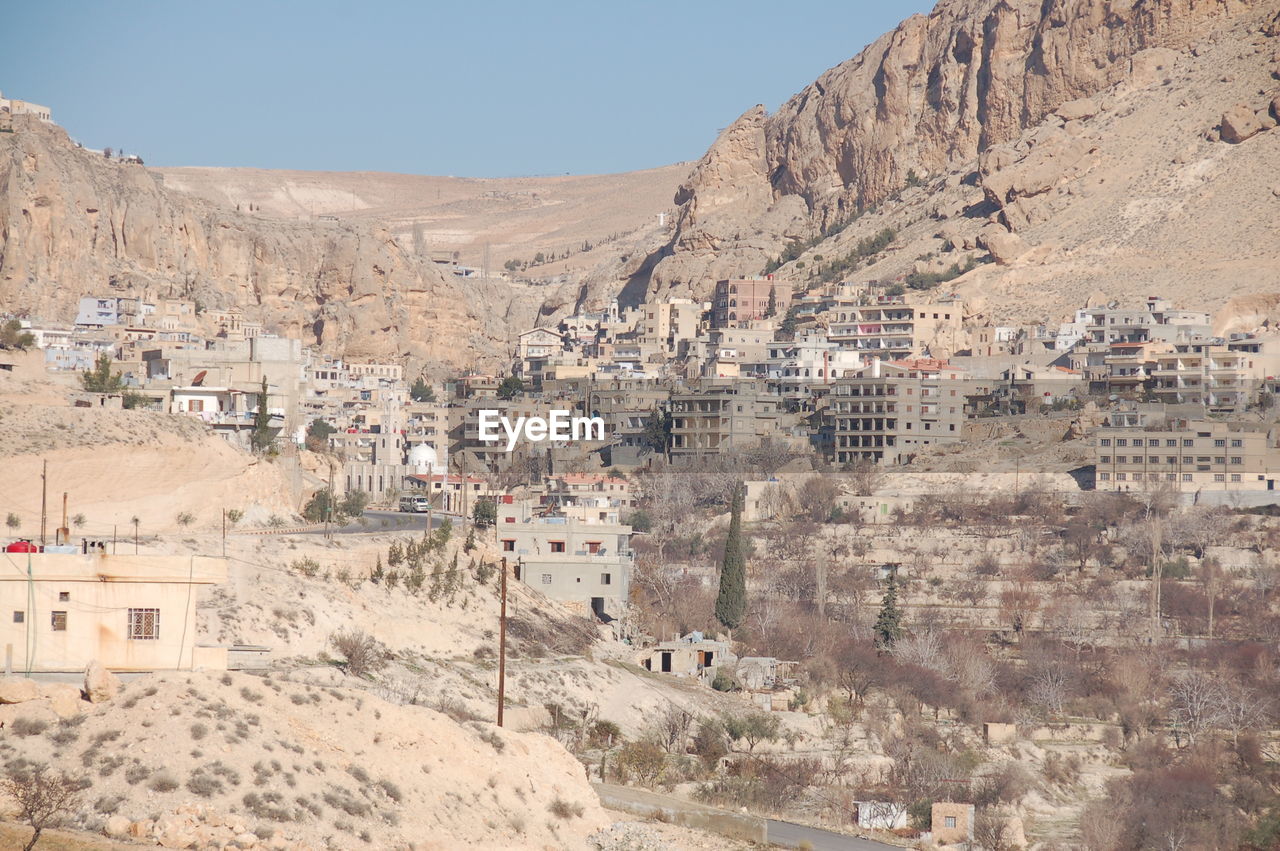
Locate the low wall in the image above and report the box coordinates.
[592,783,766,844]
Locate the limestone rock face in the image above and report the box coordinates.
[979,225,1030,265]
[84,659,120,703]
[0,119,543,374]
[1221,103,1263,143]
[0,677,38,704]
[654,0,1263,295]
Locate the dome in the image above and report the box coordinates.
[408,443,439,472]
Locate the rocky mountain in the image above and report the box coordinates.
[646,0,1280,321]
[0,118,553,374]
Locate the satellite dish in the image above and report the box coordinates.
[192,370,207,386]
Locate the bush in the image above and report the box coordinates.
[549,797,584,819]
[616,740,666,786]
[176,511,195,527]
[710,669,739,692]
[12,717,49,737]
[148,772,180,792]
[329,630,390,678]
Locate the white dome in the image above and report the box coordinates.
[408,443,439,472]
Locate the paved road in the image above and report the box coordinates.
[768,819,900,851]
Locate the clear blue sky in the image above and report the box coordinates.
[4,1,934,177]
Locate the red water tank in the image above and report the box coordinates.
[4,540,39,553]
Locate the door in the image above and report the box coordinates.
[660,652,672,673]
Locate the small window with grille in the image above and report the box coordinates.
[128,608,160,640]
[51,611,67,631]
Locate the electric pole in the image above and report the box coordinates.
[39,460,48,546]
[497,557,508,727]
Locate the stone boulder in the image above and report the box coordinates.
[1056,97,1098,121]
[39,682,83,718]
[979,226,1031,266]
[84,660,120,703]
[1271,95,1280,122]
[104,815,131,838]
[0,677,38,704]
[1221,104,1262,143]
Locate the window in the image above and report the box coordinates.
[58,591,70,602]
[1231,439,1243,448]
[1166,439,1177,447]
[1214,439,1226,447]
[600,573,611,586]
[1100,456,1111,464]
[1231,474,1241,482]
[1116,456,1126,464]
[1099,472,1110,481]
[540,574,552,585]
[1214,474,1225,482]
[51,611,67,631]
[549,541,566,553]
[1100,438,1112,447]
[1182,473,1193,482]
[1231,457,1242,465]
[501,540,515,552]
[127,608,159,640]
[586,542,601,554]
[945,816,957,829]
[1149,456,1159,464]
[1117,473,1127,481]
[12,611,23,624]
[1117,439,1128,447]
[1183,439,1194,447]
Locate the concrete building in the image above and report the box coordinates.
[640,298,702,351]
[712,277,791,329]
[668,385,785,462]
[498,498,632,620]
[1150,336,1280,411]
[0,553,227,672]
[766,332,864,401]
[638,632,734,679]
[826,295,963,360]
[931,802,975,845]
[1094,414,1278,493]
[830,358,967,464]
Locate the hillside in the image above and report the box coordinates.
[643,0,1280,323]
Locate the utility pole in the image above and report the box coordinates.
[324,458,335,540]
[112,525,117,555]
[39,460,48,547]
[222,508,227,557]
[497,557,508,727]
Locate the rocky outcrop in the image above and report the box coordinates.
[653,0,1265,295]
[0,677,38,704]
[1221,103,1264,143]
[0,118,542,373]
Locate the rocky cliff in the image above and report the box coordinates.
[0,118,542,373]
[651,0,1275,298]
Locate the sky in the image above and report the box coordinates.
[4,1,935,177]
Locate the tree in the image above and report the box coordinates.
[5,513,19,531]
[305,419,336,452]
[714,484,748,634]
[472,498,496,528]
[328,630,389,678]
[724,711,781,753]
[409,377,435,403]
[250,376,274,453]
[640,408,672,456]
[340,490,369,518]
[81,352,125,393]
[874,571,903,648]
[496,375,525,400]
[1,762,84,851]
[796,475,841,523]
[0,319,35,350]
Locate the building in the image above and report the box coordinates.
[1150,336,1280,411]
[931,802,975,845]
[638,632,734,680]
[766,332,864,401]
[0,90,52,122]
[640,298,702,351]
[1093,414,1278,493]
[498,498,632,620]
[830,358,967,464]
[668,385,785,462]
[712,278,791,329]
[0,553,227,672]
[826,295,963,360]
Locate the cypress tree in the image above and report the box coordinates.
[715,484,747,634]
[251,376,274,453]
[874,571,903,649]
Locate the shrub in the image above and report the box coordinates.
[616,740,666,786]
[711,669,739,692]
[549,797,584,819]
[329,630,390,678]
[176,512,195,527]
[290,557,320,578]
[190,722,208,741]
[148,772,180,792]
[11,718,49,737]
[124,764,151,785]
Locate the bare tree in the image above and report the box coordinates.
[329,629,390,678]
[1168,671,1227,746]
[1,763,84,851]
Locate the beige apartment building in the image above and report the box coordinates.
[1094,416,1278,492]
[640,298,701,351]
[826,296,963,360]
[1150,337,1280,411]
[0,553,227,672]
[830,358,967,465]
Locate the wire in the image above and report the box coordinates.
[177,554,194,670]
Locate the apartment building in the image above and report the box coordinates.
[497,498,632,620]
[712,277,791,329]
[640,298,702,351]
[830,358,967,465]
[1094,414,1277,492]
[766,331,864,401]
[668,384,784,462]
[826,295,963,360]
[1150,337,1280,411]
[0,90,53,122]
[1059,297,1211,347]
